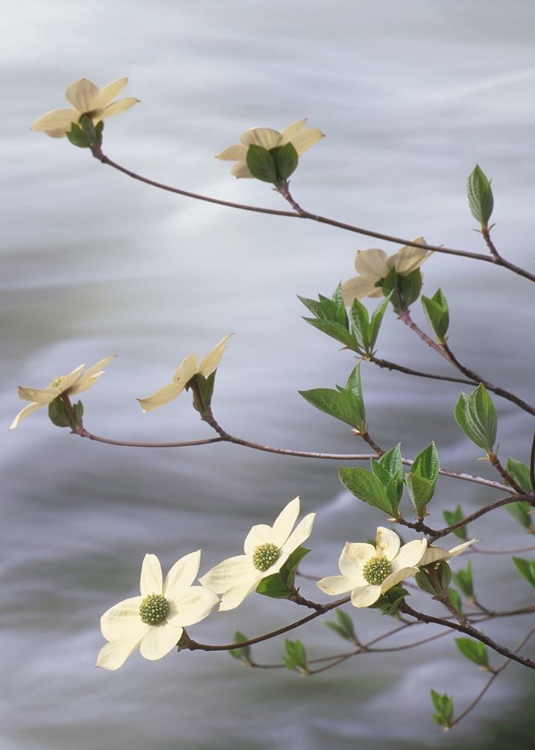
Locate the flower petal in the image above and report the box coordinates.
[271,497,300,546]
[351,584,381,608]
[30,108,79,135]
[197,334,233,377]
[278,512,316,562]
[199,555,253,594]
[17,385,59,404]
[164,550,202,599]
[338,542,375,578]
[97,97,139,119]
[390,239,430,275]
[168,586,219,627]
[231,161,253,178]
[65,78,100,113]
[243,523,274,553]
[94,78,128,109]
[279,120,306,142]
[9,401,45,429]
[218,576,261,611]
[100,596,144,641]
[287,128,324,155]
[316,574,354,596]
[381,567,419,593]
[217,144,248,161]
[355,248,389,279]
[140,554,163,596]
[139,622,183,660]
[137,382,185,412]
[76,355,116,384]
[391,539,427,571]
[376,527,401,561]
[341,276,382,304]
[96,625,148,671]
[241,127,282,150]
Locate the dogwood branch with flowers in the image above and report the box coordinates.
[15,76,535,732]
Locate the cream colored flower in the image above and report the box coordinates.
[316,527,427,608]
[341,238,431,304]
[97,552,219,671]
[31,78,139,138]
[217,119,324,178]
[420,539,477,567]
[199,497,316,611]
[10,355,115,429]
[137,334,232,412]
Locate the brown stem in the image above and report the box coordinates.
[397,310,452,362]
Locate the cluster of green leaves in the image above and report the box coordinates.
[505,458,534,531]
[455,384,497,454]
[246,142,299,187]
[191,371,217,415]
[229,631,253,666]
[283,639,309,675]
[325,609,358,644]
[67,115,104,149]
[255,547,310,600]
[340,442,440,520]
[48,398,83,429]
[422,289,449,343]
[299,285,389,357]
[430,690,454,730]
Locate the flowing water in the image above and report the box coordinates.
[3,1,535,748]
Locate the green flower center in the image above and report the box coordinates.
[139,594,169,625]
[50,376,64,388]
[362,555,393,586]
[252,542,280,572]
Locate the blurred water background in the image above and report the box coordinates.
[2,1,535,748]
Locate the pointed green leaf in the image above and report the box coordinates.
[368,295,391,351]
[272,142,298,181]
[326,609,358,643]
[66,122,91,149]
[467,165,494,228]
[283,639,308,674]
[512,557,535,588]
[304,318,359,350]
[339,467,399,516]
[455,637,489,668]
[191,371,216,414]
[406,442,440,516]
[430,690,453,728]
[452,561,474,599]
[422,289,450,343]
[443,505,468,541]
[246,144,278,183]
[229,631,252,663]
[505,458,533,492]
[454,385,497,453]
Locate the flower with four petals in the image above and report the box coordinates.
[137,334,232,412]
[199,497,316,611]
[10,355,115,429]
[97,552,219,671]
[316,527,427,608]
[217,119,324,178]
[31,78,139,138]
[341,239,431,304]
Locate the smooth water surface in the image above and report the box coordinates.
[3,2,535,748]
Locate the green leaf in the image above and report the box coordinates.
[505,458,534,492]
[397,268,423,308]
[368,295,391,351]
[430,690,453,729]
[512,557,535,588]
[298,289,349,327]
[48,397,78,429]
[447,588,463,614]
[246,144,278,183]
[256,547,310,599]
[436,560,452,590]
[374,585,408,614]
[506,501,533,532]
[229,631,252,664]
[467,165,494,228]
[283,639,308,674]
[304,317,359,350]
[421,289,450,343]
[325,609,358,644]
[455,637,489,668]
[300,364,366,431]
[66,122,92,149]
[453,561,474,599]
[415,570,437,595]
[272,142,299,181]
[405,442,440,517]
[443,505,468,541]
[349,298,371,352]
[191,371,216,414]
[339,466,399,516]
[454,385,497,453]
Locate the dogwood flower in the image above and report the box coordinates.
[341,238,431,304]
[199,497,316,611]
[316,527,427,608]
[420,538,477,566]
[31,78,139,138]
[217,119,324,178]
[10,355,115,429]
[137,334,232,412]
[97,551,219,671]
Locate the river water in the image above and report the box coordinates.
[3,1,535,748]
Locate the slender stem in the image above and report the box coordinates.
[488,452,528,497]
[370,354,476,386]
[186,596,349,652]
[90,147,535,276]
[76,427,225,449]
[399,602,535,670]
[397,310,452,362]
